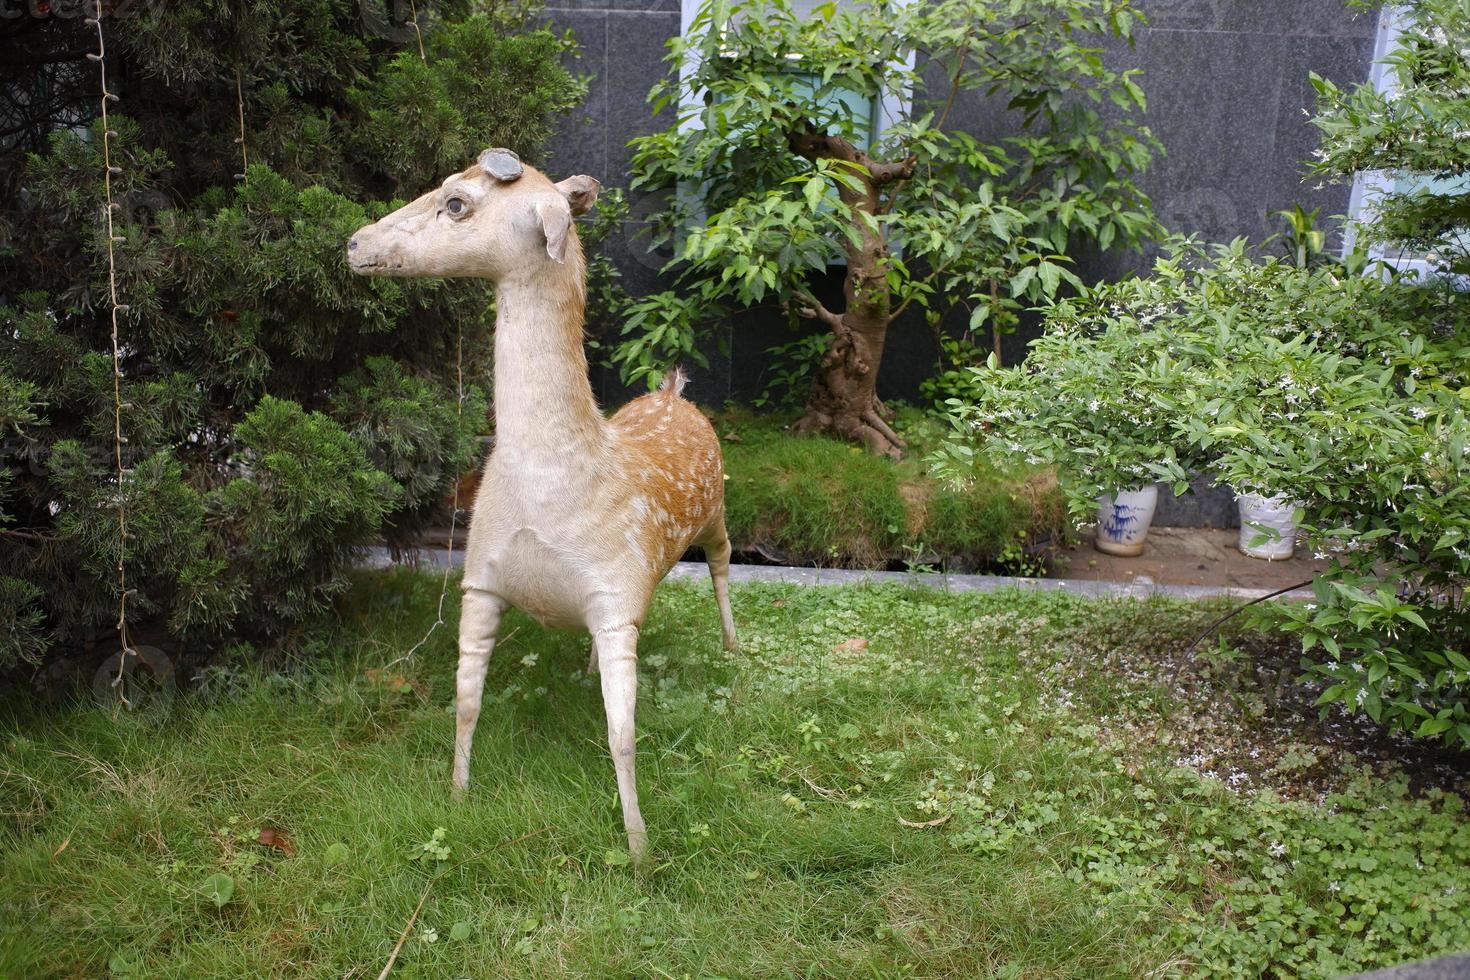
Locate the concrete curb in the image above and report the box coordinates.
[363,548,1315,602]
[1348,955,1470,979]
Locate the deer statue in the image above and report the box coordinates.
[347,148,738,866]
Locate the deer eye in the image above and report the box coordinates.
[445,197,467,216]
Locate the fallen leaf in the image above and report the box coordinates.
[363,668,422,695]
[50,836,70,862]
[363,668,410,692]
[200,872,235,908]
[834,637,869,653]
[257,826,294,857]
[897,815,950,829]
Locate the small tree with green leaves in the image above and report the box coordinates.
[624,0,1160,456]
[1308,0,1470,276]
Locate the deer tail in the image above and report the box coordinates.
[658,363,689,397]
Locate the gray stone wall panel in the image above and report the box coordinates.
[541,0,1379,525]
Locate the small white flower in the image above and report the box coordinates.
[1268,841,1287,857]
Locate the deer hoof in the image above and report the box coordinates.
[627,829,648,869]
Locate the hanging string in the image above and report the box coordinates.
[407,0,427,60]
[233,64,248,185]
[387,4,466,671]
[86,0,134,704]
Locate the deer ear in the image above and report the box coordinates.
[478,147,523,182]
[554,175,601,216]
[536,196,574,263]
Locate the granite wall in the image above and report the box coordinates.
[541,0,1383,526]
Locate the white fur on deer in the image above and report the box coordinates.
[348,148,738,865]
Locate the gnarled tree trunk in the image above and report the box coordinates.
[792,290,906,459]
[787,129,913,458]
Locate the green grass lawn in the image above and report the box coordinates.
[2,570,1468,977]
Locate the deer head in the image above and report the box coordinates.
[347,148,601,281]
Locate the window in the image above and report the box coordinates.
[675,0,911,151]
[673,0,913,263]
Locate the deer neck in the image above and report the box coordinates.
[490,248,605,461]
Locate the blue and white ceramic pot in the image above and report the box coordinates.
[1095,485,1160,557]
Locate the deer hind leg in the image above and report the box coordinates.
[452,587,507,796]
[701,520,739,652]
[594,624,648,866]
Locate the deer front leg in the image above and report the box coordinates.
[452,587,507,796]
[594,624,647,866]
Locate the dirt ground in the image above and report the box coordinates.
[1052,526,1330,590]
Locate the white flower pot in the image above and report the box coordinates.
[1095,485,1159,557]
[1237,493,1298,560]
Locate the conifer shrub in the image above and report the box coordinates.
[0,2,598,670]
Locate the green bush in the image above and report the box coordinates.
[723,424,908,565]
[939,240,1470,746]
